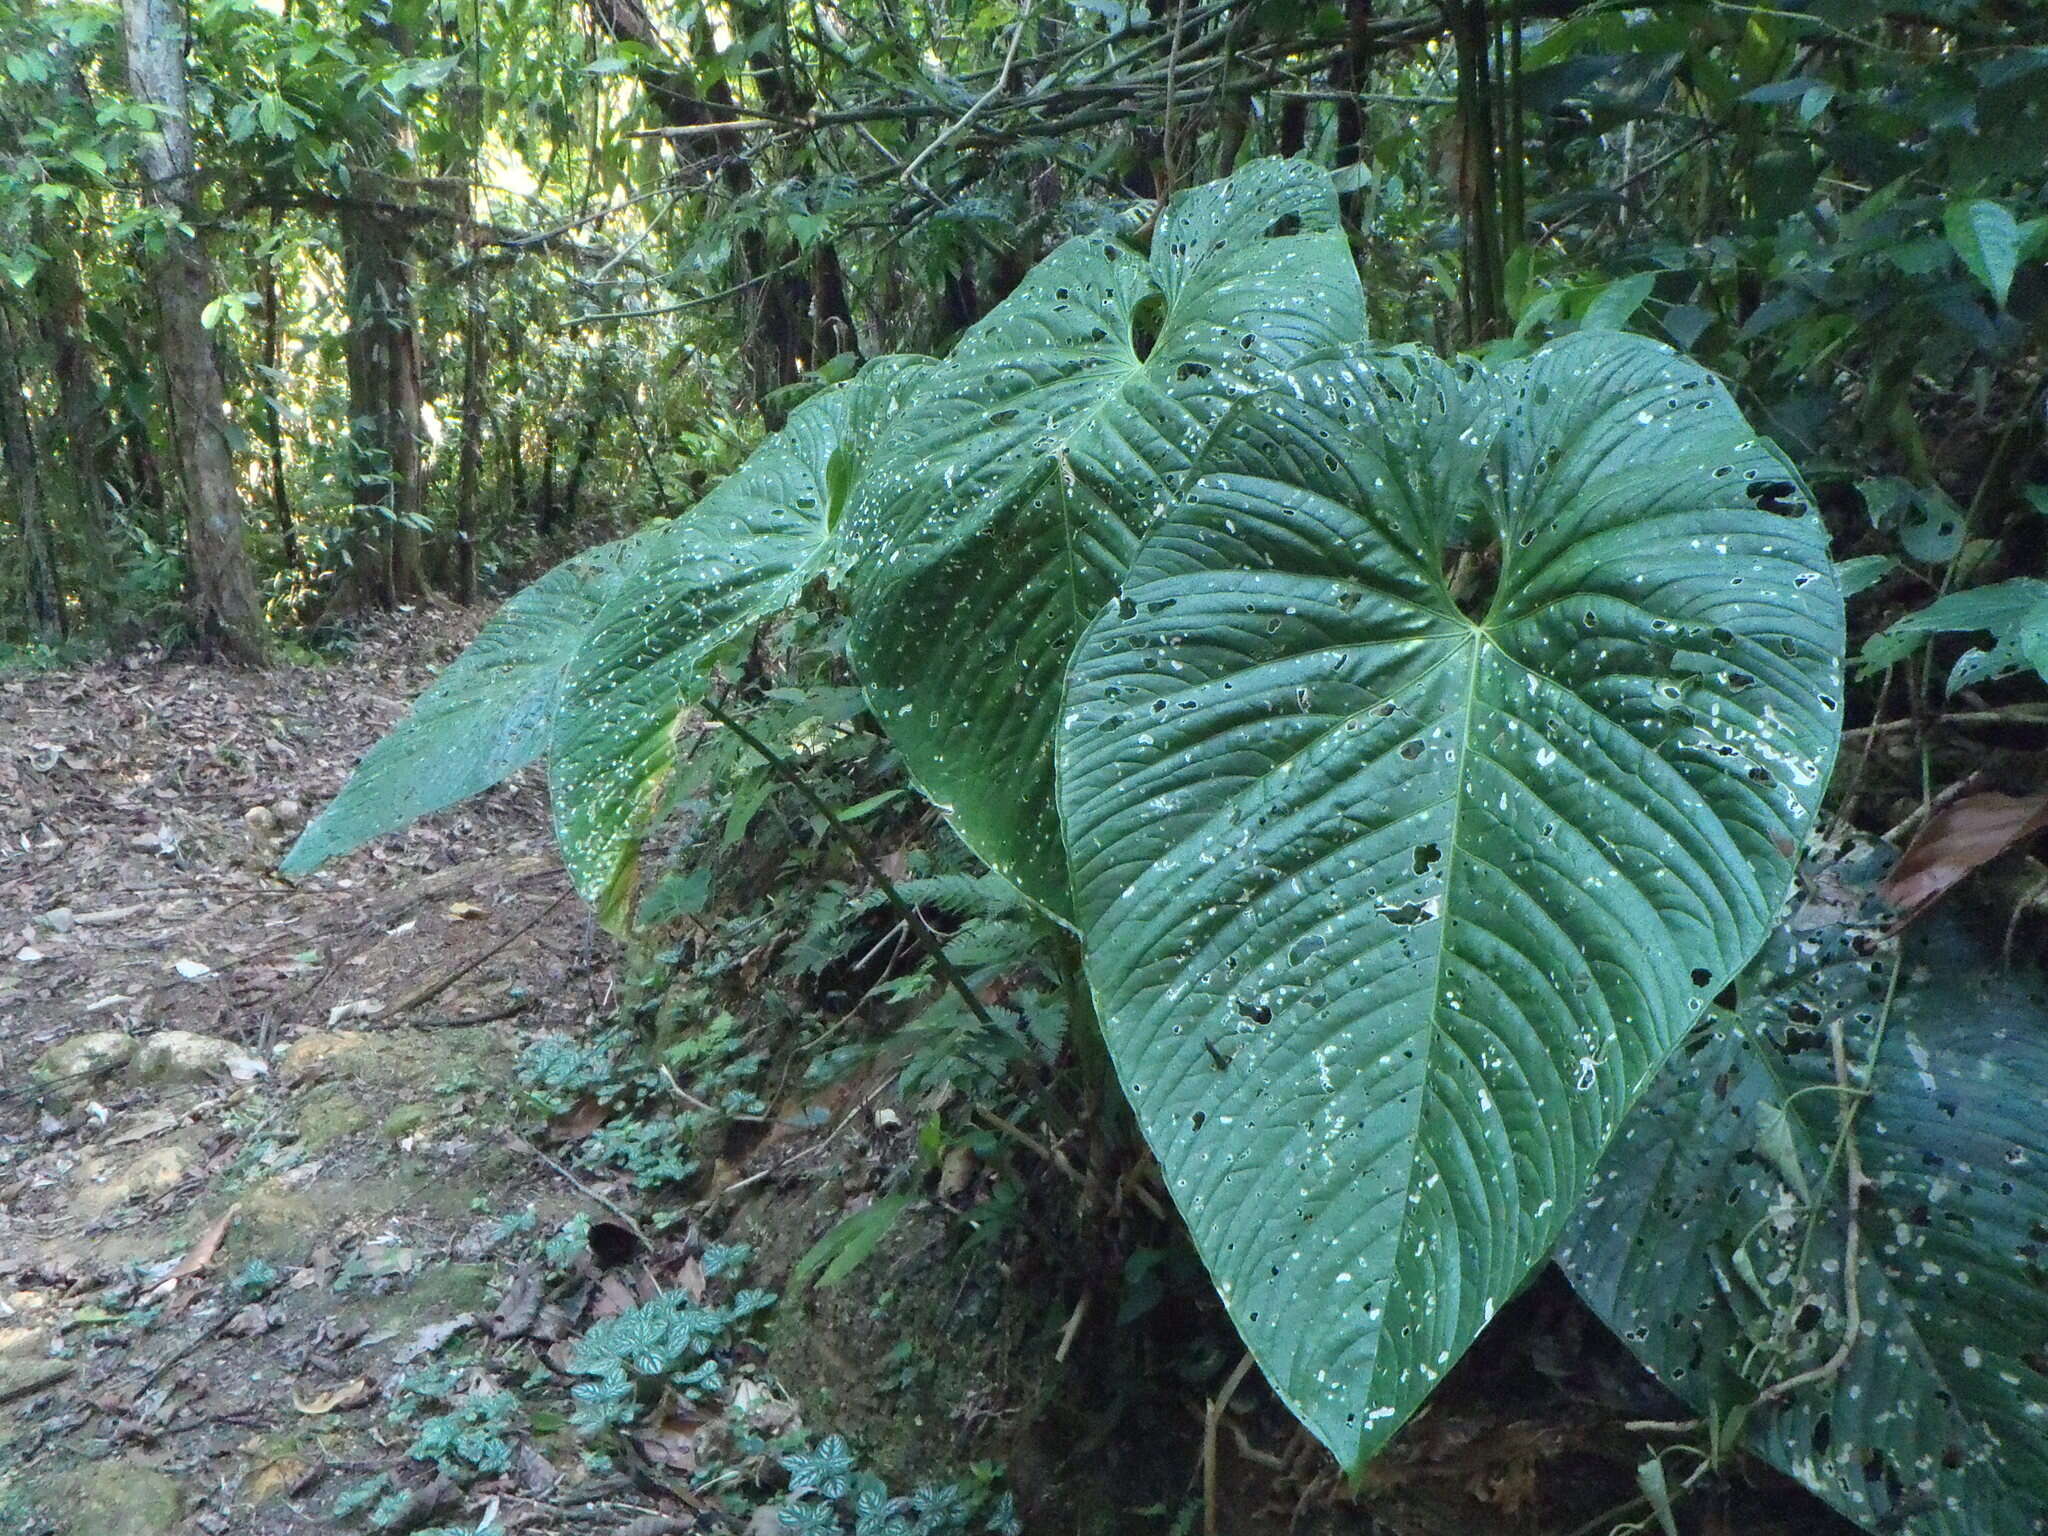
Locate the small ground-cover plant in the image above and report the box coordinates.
[284,158,2048,1532]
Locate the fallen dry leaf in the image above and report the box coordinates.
[633,1411,702,1472]
[489,1267,544,1340]
[223,1304,276,1337]
[1883,791,2048,912]
[393,1313,474,1364]
[292,1376,376,1415]
[165,1203,241,1281]
[447,900,487,920]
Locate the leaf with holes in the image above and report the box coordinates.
[1057,333,1844,1471]
[844,157,1365,914]
[281,532,660,878]
[1559,841,2048,1535]
[1860,578,2048,693]
[548,356,933,926]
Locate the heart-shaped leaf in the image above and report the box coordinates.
[1057,334,1844,1470]
[1559,841,2048,1535]
[281,531,660,878]
[844,158,1365,914]
[549,356,932,925]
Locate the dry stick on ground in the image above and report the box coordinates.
[387,890,572,1018]
[510,1131,648,1240]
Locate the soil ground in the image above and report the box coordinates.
[0,613,1852,1536]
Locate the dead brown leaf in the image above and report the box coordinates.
[633,1411,702,1472]
[1882,791,2048,912]
[165,1202,240,1281]
[489,1266,544,1340]
[292,1375,376,1415]
[549,1093,610,1140]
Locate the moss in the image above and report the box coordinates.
[292,1084,373,1150]
[15,1462,184,1536]
[380,1102,434,1141]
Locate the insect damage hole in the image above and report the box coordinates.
[1445,541,1500,621]
[1128,293,1165,364]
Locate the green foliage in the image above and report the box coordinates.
[843,157,1367,914]
[1862,578,2048,693]
[1560,841,2048,1534]
[281,533,660,875]
[300,156,1862,1483]
[776,1434,1015,1536]
[515,1019,763,1195]
[789,1193,915,1296]
[565,1265,776,1435]
[549,355,933,924]
[1059,332,1843,1469]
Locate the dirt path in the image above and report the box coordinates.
[0,614,626,1533]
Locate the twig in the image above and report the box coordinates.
[1054,1290,1090,1364]
[509,1132,647,1241]
[409,998,533,1029]
[1757,1009,1873,1408]
[1203,1352,1258,1536]
[897,1,1036,186]
[1841,704,2048,739]
[387,891,571,1016]
[698,691,995,1029]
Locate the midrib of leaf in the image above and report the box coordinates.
[1368,633,1487,1414]
[1076,618,1473,1024]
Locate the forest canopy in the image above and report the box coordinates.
[3,0,2041,661]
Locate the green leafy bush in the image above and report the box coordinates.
[287,157,1926,1494]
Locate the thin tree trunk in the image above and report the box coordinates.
[536,437,557,539]
[337,201,428,609]
[0,304,66,639]
[34,213,117,610]
[454,283,485,604]
[257,219,300,571]
[119,0,270,663]
[560,406,602,528]
[503,322,527,532]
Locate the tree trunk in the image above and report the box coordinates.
[34,213,118,610]
[337,201,428,608]
[503,321,527,534]
[535,436,558,540]
[0,303,66,640]
[119,0,270,663]
[560,406,602,529]
[454,282,485,604]
[257,220,300,572]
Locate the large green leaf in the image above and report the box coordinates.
[1057,334,1844,1470]
[1558,842,2048,1535]
[844,158,1365,915]
[280,532,659,878]
[548,356,932,926]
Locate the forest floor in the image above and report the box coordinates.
[0,615,1853,1536]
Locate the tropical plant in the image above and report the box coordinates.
[285,159,1853,1480]
[1561,838,2048,1533]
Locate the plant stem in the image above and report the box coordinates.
[699,689,995,1029]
